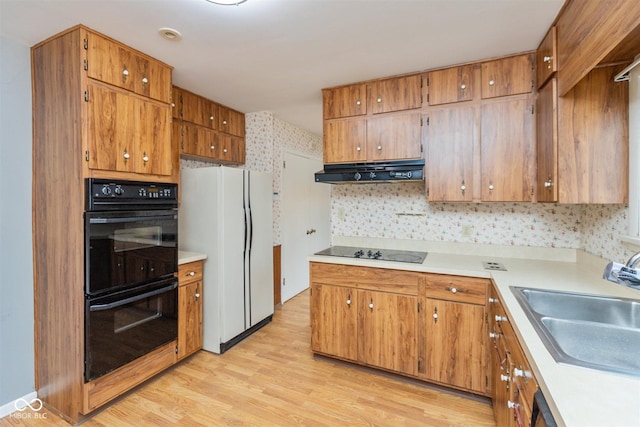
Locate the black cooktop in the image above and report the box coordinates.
[314,246,427,264]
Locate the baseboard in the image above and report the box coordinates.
[219,316,273,353]
[0,391,38,419]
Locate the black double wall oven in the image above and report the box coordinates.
[84,179,179,382]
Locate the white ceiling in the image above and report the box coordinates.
[0,0,564,135]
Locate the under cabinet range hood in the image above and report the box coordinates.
[314,159,425,184]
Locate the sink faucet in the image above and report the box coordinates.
[626,251,640,269]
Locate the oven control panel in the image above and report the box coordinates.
[86,179,178,210]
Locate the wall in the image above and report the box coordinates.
[0,36,35,409]
[331,182,635,263]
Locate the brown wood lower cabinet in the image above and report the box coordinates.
[419,274,489,394]
[309,262,489,395]
[489,284,539,427]
[177,260,204,360]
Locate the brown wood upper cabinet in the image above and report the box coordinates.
[427,65,475,105]
[536,67,628,203]
[371,75,422,114]
[218,105,246,137]
[481,54,535,99]
[366,113,422,162]
[323,83,367,119]
[536,26,557,89]
[172,86,218,129]
[86,31,171,104]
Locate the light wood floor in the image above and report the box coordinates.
[2,290,496,426]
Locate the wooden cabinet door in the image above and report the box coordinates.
[134,97,172,176]
[218,106,246,137]
[424,107,477,202]
[219,134,246,164]
[86,32,171,103]
[557,66,628,204]
[481,97,535,201]
[323,84,367,119]
[87,83,134,173]
[536,26,557,89]
[178,281,203,360]
[423,298,486,393]
[481,54,534,99]
[371,75,422,114]
[427,65,475,105]
[310,284,358,361]
[358,290,418,375]
[536,79,558,202]
[366,113,422,162]
[323,119,367,164]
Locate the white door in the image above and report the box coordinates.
[281,151,330,302]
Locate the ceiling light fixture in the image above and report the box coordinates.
[158,27,182,41]
[205,0,247,5]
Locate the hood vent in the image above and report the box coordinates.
[314,159,425,184]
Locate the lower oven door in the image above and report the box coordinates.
[85,278,178,382]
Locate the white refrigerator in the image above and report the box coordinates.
[179,166,274,354]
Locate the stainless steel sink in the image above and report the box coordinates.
[511,287,640,377]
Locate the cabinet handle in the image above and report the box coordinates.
[460,84,466,90]
[500,374,510,382]
[488,183,495,191]
[376,97,382,103]
[142,152,149,163]
[488,297,498,303]
[222,120,228,125]
[432,307,438,323]
[210,115,214,121]
[356,100,361,106]
[223,148,228,153]
[188,271,196,276]
[495,315,507,322]
[122,67,129,77]
[543,56,552,63]
[544,176,554,188]
[460,180,466,196]
[507,400,519,409]
[346,293,351,307]
[171,102,175,108]
[142,77,148,84]
[377,145,382,151]
[356,146,361,151]
[369,298,374,311]
[195,292,200,299]
[488,79,495,86]
[123,150,130,160]
[513,367,532,380]
[210,145,215,150]
[489,332,500,339]
[445,286,461,293]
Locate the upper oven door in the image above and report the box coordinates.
[85,209,178,296]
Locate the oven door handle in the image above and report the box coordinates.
[89,282,177,312]
[89,215,176,224]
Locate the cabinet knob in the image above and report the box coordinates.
[171,102,175,107]
[488,297,498,303]
[122,67,129,77]
[488,184,494,191]
[495,315,507,322]
[188,271,196,276]
[489,332,499,339]
[346,298,351,306]
[210,115,214,121]
[369,298,374,310]
[195,292,200,299]
[488,79,495,86]
[460,84,466,90]
[460,184,466,191]
[142,152,149,163]
[210,145,215,150]
[123,151,130,160]
[222,120,228,125]
[449,287,457,293]
[377,145,382,151]
[507,401,519,410]
[142,77,148,84]
[432,313,438,319]
[223,148,228,153]
[500,374,510,382]
[356,100,361,106]
[377,97,382,103]
[356,146,361,151]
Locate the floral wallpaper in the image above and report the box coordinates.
[183,112,634,264]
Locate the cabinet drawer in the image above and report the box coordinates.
[422,274,488,304]
[178,261,203,285]
[310,262,420,295]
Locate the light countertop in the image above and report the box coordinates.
[178,250,207,265]
[308,238,640,427]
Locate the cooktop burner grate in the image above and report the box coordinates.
[314,246,427,264]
